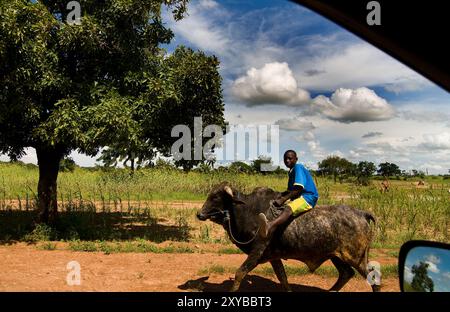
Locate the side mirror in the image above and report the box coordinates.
[398,240,450,292]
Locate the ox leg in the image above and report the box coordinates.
[230,255,261,292]
[329,257,355,292]
[230,244,267,292]
[270,259,292,292]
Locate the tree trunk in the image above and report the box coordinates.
[130,156,135,173]
[36,147,64,224]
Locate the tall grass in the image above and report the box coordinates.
[0,162,448,247]
[345,184,449,245]
[0,162,287,203]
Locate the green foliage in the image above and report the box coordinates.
[98,46,227,172]
[251,156,271,173]
[250,156,285,174]
[23,223,54,242]
[411,261,434,292]
[0,0,189,156]
[218,247,243,254]
[0,0,230,221]
[153,157,176,170]
[408,169,426,179]
[355,161,376,185]
[37,242,57,250]
[59,157,76,172]
[1,162,449,247]
[68,239,195,254]
[377,162,401,177]
[229,161,254,173]
[318,155,356,183]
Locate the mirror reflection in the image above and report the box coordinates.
[404,246,450,292]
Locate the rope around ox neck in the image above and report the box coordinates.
[224,211,261,245]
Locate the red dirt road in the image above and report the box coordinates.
[0,244,399,292]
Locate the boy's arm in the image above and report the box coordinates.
[274,185,303,206]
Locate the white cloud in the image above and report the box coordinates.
[400,110,450,126]
[167,2,433,94]
[292,131,316,143]
[418,163,448,172]
[164,1,230,53]
[303,131,315,141]
[198,0,218,9]
[0,148,102,167]
[420,132,450,150]
[298,42,431,92]
[362,131,383,138]
[310,87,395,123]
[425,254,441,265]
[383,76,430,94]
[231,62,310,106]
[307,140,326,159]
[425,261,440,274]
[404,266,413,283]
[0,147,37,165]
[275,117,315,131]
[331,150,345,158]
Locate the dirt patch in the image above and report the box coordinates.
[0,244,399,292]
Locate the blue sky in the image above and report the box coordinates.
[3,0,450,173]
[404,246,450,292]
[161,0,450,173]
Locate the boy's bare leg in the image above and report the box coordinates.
[258,207,292,238]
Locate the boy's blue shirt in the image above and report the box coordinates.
[288,163,319,207]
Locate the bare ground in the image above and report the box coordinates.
[0,244,399,292]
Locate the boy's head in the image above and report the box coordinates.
[283,150,298,169]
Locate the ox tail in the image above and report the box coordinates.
[364,211,376,225]
[358,210,376,273]
[364,211,376,271]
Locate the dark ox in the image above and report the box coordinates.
[197,182,379,292]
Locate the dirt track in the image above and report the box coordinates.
[0,244,399,292]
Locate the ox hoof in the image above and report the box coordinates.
[257,213,269,238]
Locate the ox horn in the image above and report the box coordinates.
[224,185,234,197]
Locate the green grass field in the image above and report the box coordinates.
[0,162,449,249]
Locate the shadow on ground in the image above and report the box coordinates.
[178,275,325,292]
[0,210,190,244]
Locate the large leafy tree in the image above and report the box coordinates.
[98,46,226,172]
[411,261,434,292]
[318,156,355,183]
[0,0,224,223]
[377,162,401,177]
[355,161,376,185]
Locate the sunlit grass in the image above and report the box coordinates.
[1,162,448,248]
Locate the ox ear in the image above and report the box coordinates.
[224,185,233,197]
[224,185,246,206]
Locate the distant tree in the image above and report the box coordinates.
[377,162,401,177]
[193,162,212,173]
[411,261,434,292]
[153,158,176,171]
[251,156,275,174]
[271,166,288,175]
[318,156,355,183]
[411,169,426,179]
[355,161,376,185]
[59,157,76,172]
[229,161,254,173]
